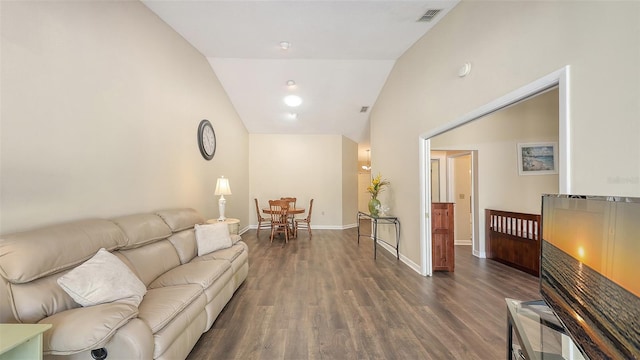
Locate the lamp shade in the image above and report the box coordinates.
[214,177,232,196]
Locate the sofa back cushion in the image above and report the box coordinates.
[117,240,181,287]
[168,229,198,264]
[158,208,204,264]
[111,214,172,249]
[156,208,204,232]
[0,219,127,284]
[0,219,127,323]
[8,271,78,323]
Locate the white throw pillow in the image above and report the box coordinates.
[57,248,146,307]
[195,222,232,256]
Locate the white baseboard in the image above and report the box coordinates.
[375,239,422,275]
[454,239,472,246]
[473,249,486,258]
[247,224,357,230]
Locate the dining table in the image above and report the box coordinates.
[262,207,306,216]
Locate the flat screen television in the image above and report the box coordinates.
[540,194,640,359]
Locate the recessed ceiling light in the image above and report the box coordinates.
[279,41,290,50]
[286,80,296,86]
[284,95,302,107]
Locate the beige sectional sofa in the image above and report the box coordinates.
[0,208,248,359]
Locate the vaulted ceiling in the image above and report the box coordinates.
[142,0,460,158]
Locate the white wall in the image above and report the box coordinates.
[0,1,250,234]
[249,134,357,228]
[371,1,640,267]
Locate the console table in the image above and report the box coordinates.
[357,211,400,260]
[506,298,586,360]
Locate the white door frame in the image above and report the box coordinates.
[418,66,571,276]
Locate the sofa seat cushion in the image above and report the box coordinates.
[40,302,138,355]
[137,284,203,334]
[148,260,230,291]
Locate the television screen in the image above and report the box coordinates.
[540,194,640,360]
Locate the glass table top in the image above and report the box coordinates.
[506,298,586,360]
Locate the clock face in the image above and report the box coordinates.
[197,120,216,160]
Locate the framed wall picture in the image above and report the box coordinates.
[517,142,558,175]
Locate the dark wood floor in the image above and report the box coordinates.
[187,227,539,360]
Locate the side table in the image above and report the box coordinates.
[506,298,586,360]
[207,218,240,235]
[356,211,400,260]
[0,323,51,360]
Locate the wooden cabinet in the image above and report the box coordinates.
[432,202,455,272]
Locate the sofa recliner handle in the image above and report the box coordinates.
[91,348,108,360]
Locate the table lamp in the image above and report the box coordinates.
[214,176,232,221]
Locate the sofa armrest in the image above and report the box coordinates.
[40,302,139,355]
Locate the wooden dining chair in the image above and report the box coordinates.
[280,197,296,208]
[254,198,271,237]
[294,199,314,238]
[269,199,290,244]
[280,197,297,234]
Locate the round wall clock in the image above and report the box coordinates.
[197,119,216,160]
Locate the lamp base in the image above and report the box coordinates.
[218,195,227,221]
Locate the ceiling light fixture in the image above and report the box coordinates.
[289,113,298,120]
[361,149,371,171]
[286,80,296,87]
[284,95,302,107]
[279,41,290,50]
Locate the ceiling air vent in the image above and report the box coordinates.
[360,106,369,113]
[418,9,442,22]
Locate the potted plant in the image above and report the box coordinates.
[366,173,389,216]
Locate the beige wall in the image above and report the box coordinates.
[342,136,359,225]
[452,154,472,242]
[249,134,357,228]
[434,89,560,211]
[358,173,371,212]
[371,1,640,266]
[0,1,250,234]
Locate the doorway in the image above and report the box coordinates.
[419,66,571,276]
[449,153,472,246]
